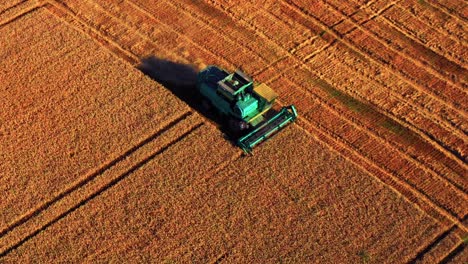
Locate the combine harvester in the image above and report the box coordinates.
[197,65,297,153]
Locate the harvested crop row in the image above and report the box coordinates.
[412,226,465,263]
[425,0,468,21]
[0,8,189,231]
[396,1,466,43]
[306,43,468,185]
[322,0,467,85]
[286,0,467,110]
[269,74,467,220]
[1,124,442,263]
[193,0,464,166]
[382,5,466,66]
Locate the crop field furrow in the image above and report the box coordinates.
[425,0,468,23]
[272,0,468,161]
[396,1,467,44]
[278,0,464,159]
[294,117,459,230]
[270,75,467,222]
[409,225,465,263]
[0,3,44,29]
[0,116,205,257]
[388,2,468,49]
[306,44,468,184]
[315,0,467,100]
[227,1,466,185]
[381,5,467,66]
[284,0,468,114]
[323,0,468,86]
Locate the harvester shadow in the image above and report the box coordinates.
[137,56,238,146]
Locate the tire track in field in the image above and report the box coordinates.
[0,111,192,238]
[0,1,44,28]
[197,0,467,195]
[424,0,468,23]
[304,46,468,192]
[284,0,468,114]
[205,0,468,165]
[316,0,467,98]
[409,225,466,263]
[290,110,465,232]
[390,3,467,49]
[395,1,467,44]
[279,0,468,163]
[335,0,467,72]
[271,77,467,223]
[46,0,139,64]
[0,113,204,256]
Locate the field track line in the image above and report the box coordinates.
[393,3,468,48]
[202,0,467,179]
[275,77,467,218]
[0,0,27,17]
[0,111,192,239]
[425,0,468,24]
[300,45,468,171]
[347,0,467,69]
[0,2,44,28]
[282,0,468,116]
[46,0,139,64]
[408,225,466,263]
[288,112,467,233]
[0,113,204,257]
[278,1,468,163]
[318,0,467,93]
[439,242,467,264]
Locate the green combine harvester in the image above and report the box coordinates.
[196,65,297,153]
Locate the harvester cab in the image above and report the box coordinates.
[197,65,297,153]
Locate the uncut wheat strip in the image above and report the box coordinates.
[47,0,138,64]
[396,1,467,44]
[376,5,467,66]
[292,115,465,231]
[333,0,467,71]
[282,0,468,114]
[272,76,468,219]
[309,44,468,168]
[0,114,203,256]
[317,0,467,94]
[0,0,25,14]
